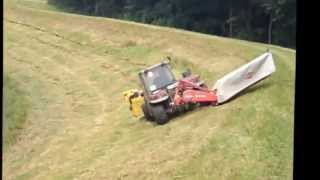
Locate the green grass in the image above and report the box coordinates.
[3,0,295,179]
[3,74,28,150]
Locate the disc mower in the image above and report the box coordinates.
[123,51,276,125]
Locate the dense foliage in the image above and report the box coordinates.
[48,0,296,48]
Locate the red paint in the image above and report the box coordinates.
[173,78,218,105]
[182,90,217,103]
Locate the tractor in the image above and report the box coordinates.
[138,61,216,124]
[124,51,276,125]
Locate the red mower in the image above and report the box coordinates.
[124,51,276,125]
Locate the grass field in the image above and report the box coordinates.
[3,75,28,151]
[3,0,295,179]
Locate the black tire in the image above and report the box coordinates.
[150,104,169,125]
[142,103,153,121]
[200,84,208,88]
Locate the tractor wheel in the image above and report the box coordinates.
[200,84,208,88]
[142,104,153,121]
[151,104,169,125]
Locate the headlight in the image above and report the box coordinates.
[167,82,178,90]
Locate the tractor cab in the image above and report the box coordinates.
[139,61,176,96]
[137,61,177,124]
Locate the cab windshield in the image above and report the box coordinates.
[143,65,175,92]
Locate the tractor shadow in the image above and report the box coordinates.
[218,82,273,105]
[167,82,273,124]
[142,82,273,125]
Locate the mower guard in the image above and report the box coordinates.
[212,52,276,104]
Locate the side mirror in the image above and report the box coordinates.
[161,56,171,65]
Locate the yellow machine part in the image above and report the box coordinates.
[123,89,144,118]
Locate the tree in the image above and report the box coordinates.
[48,0,296,48]
[226,0,235,37]
[255,0,286,44]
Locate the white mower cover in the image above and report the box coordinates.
[213,52,276,104]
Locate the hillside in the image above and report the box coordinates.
[3,0,295,179]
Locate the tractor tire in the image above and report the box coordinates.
[142,103,153,121]
[200,84,208,88]
[150,104,169,125]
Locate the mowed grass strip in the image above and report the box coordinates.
[3,74,29,150]
[3,0,295,180]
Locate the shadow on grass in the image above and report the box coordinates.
[218,82,273,105]
[139,82,272,126]
[3,75,29,151]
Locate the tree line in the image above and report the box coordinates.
[48,0,296,48]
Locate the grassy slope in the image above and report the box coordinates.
[3,0,295,179]
[3,75,28,150]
